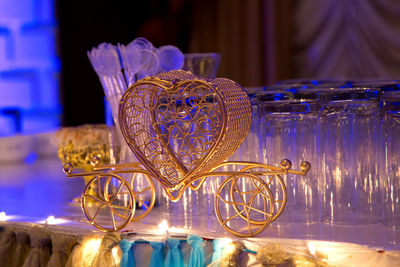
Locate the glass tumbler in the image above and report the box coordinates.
[318,88,382,225]
[381,91,400,229]
[382,111,400,229]
[182,53,221,78]
[230,88,263,162]
[259,100,320,224]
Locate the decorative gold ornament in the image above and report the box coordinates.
[56,124,117,169]
[63,70,310,237]
[219,241,244,267]
[256,243,290,266]
[57,125,120,204]
[256,243,331,267]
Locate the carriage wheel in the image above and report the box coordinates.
[129,172,156,221]
[81,174,135,232]
[214,173,275,237]
[103,172,156,222]
[231,171,287,223]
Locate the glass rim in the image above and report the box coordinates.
[259,100,318,114]
[316,88,381,102]
[183,53,221,58]
[258,99,317,105]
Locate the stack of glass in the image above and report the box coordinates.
[238,79,400,230]
[257,91,320,224]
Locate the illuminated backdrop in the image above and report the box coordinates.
[0,0,60,135]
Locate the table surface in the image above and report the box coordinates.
[0,157,398,251]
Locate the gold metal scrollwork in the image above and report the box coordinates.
[63,70,310,237]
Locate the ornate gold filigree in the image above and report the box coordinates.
[57,124,117,169]
[63,70,311,237]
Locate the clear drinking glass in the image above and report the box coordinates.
[232,90,295,163]
[381,91,400,229]
[382,111,400,230]
[318,88,382,225]
[230,88,262,162]
[259,100,320,224]
[182,53,221,78]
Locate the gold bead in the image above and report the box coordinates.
[280,159,292,171]
[300,161,311,174]
[63,163,73,174]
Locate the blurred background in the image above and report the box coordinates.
[0,0,399,133]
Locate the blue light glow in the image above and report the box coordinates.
[0,0,60,135]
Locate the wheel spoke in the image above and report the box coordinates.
[130,173,136,188]
[265,175,274,186]
[137,198,149,209]
[96,178,104,199]
[134,186,152,195]
[246,211,252,235]
[110,207,117,230]
[108,192,131,199]
[90,203,106,223]
[112,202,134,218]
[108,203,133,211]
[222,208,246,225]
[254,184,271,200]
[232,179,246,205]
[245,205,273,216]
[216,193,228,203]
[238,189,257,195]
[260,191,272,200]
[233,199,272,217]
[217,193,238,205]
[110,182,125,202]
[83,194,108,206]
[218,194,251,207]
[85,193,133,211]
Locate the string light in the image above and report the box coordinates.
[46,215,56,224]
[158,219,169,236]
[307,242,329,263]
[81,237,102,265]
[0,212,7,221]
[308,242,316,256]
[111,246,122,266]
[39,215,69,225]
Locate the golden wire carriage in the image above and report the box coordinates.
[63,70,310,237]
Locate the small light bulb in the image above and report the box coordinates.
[224,242,237,254]
[0,212,7,221]
[308,242,316,256]
[158,219,169,235]
[82,237,102,264]
[111,246,122,265]
[46,215,56,224]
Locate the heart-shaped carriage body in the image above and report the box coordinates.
[118,70,252,188]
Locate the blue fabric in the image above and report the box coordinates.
[119,239,135,267]
[149,242,164,267]
[165,238,183,267]
[211,239,226,263]
[187,234,205,267]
